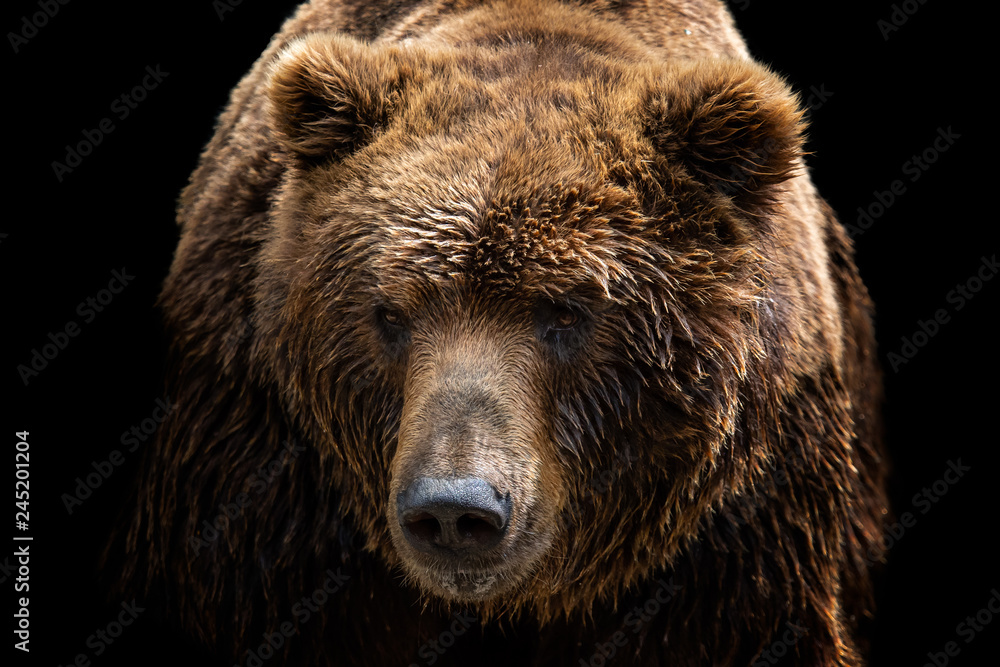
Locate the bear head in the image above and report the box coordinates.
[256,23,804,617]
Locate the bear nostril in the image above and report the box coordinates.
[404,512,442,545]
[397,477,511,555]
[456,512,500,540]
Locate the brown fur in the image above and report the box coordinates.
[118,1,888,665]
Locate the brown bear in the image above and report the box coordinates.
[119,0,889,665]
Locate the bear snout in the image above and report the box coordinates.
[396,477,512,556]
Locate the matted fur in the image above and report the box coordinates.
[115,1,888,665]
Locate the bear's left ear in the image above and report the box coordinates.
[267,33,416,165]
[643,59,806,213]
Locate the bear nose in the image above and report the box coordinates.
[397,477,511,555]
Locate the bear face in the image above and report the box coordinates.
[255,25,806,612]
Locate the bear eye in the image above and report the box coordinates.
[381,309,402,326]
[551,307,579,330]
[376,306,407,332]
[535,301,591,359]
[536,302,585,334]
[375,305,411,353]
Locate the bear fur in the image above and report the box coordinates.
[119,0,889,665]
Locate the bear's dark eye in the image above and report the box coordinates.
[375,306,409,341]
[374,305,411,355]
[380,308,403,327]
[550,307,579,330]
[535,301,590,358]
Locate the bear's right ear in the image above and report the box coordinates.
[267,33,413,165]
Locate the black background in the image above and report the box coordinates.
[5,1,995,665]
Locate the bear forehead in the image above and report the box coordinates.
[357,141,650,302]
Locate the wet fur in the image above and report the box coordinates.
[116,1,888,665]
